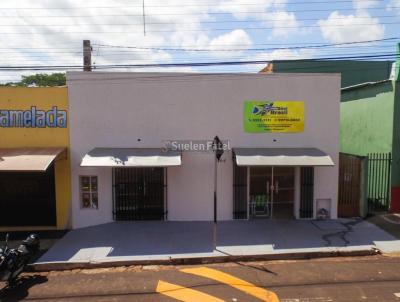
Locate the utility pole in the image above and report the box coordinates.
[212,136,224,251]
[83,40,92,72]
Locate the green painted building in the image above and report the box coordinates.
[341,80,397,155]
[340,76,400,213]
[266,54,400,213]
[271,60,393,88]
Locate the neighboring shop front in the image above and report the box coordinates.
[67,72,340,229]
[0,87,71,230]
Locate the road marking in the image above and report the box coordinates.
[156,280,225,302]
[181,267,279,302]
[282,298,332,302]
[394,292,400,298]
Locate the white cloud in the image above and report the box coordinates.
[264,11,299,37]
[243,48,316,72]
[318,11,384,43]
[217,0,300,37]
[387,0,400,14]
[217,0,277,19]
[208,29,252,57]
[253,48,316,61]
[353,0,379,11]
[0,0,226,81]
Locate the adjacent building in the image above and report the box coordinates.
[341,74,400,213]
[263,51,400,214]
[0,87,71,230]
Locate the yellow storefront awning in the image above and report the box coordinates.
[234,148,334,166]
[81,148,182,167]
[0,147,67,172]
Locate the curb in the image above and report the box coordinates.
[28,248,381,272]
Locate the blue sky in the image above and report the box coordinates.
[0,0,399,82]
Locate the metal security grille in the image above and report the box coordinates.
[338,153,364,217]
[300,167,314,218]
[0,164,56,226]
[367,153,391,213]
[113,168,165,221]
[233,163,247,219]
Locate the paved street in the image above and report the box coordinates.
[2,255,400,301]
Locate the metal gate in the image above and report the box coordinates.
[233,163,247,219]
[367,153,391,213]
[299,167,314,218]
[0,164,56,226]
[113,168,165,221]
[338,153,364,217]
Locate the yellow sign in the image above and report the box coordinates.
[244,101,304,133]
[0,87,71,230]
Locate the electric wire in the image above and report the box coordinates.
[0,52,397,71]
[0,6,399,18]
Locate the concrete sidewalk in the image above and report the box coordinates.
[34,219,400,269]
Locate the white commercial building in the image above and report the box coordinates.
[68,72,340,229]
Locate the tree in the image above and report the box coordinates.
[0,73,66,87]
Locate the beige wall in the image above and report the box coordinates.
[67,72,340,228]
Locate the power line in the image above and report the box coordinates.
[3,51,393,63]
[0,44,395,59]
[0,38,396,51]
[0,6,399,18]
[0,53,396,71]
[0,21,395,34]
[0,48,396,62]
[0,0,382,10]
[1,14,398,27]
[93,37,400,52]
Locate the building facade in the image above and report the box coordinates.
[0,87,71,230]
[67,72,340,229]
[341,78,400,213]
[262,50,400,215]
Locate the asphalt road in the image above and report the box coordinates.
[1,255,400,302]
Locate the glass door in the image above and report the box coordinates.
[249,167,272,218]
[272,167,295,219]
[249,166,295,219]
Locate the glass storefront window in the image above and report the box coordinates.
[80,176,98,209]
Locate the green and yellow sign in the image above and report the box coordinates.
[244,101,304,133]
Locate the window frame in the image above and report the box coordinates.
[79,175,99,209]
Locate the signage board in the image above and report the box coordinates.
[0,106,67,128]
[244,101,304,133]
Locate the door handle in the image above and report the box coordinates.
[275,181,279,194]
[144,182,146,195]
[266,181,270,194]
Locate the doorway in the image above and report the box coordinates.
[249,166,295,219]
[0,164,57,226]
[113,167,165,221]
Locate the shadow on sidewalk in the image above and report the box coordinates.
[0,275,48,302]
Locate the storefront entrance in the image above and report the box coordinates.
[113,167,165,221]
[0,164,57,226]
[249,167,295,219]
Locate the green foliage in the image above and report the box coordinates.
[0,73,66,87]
